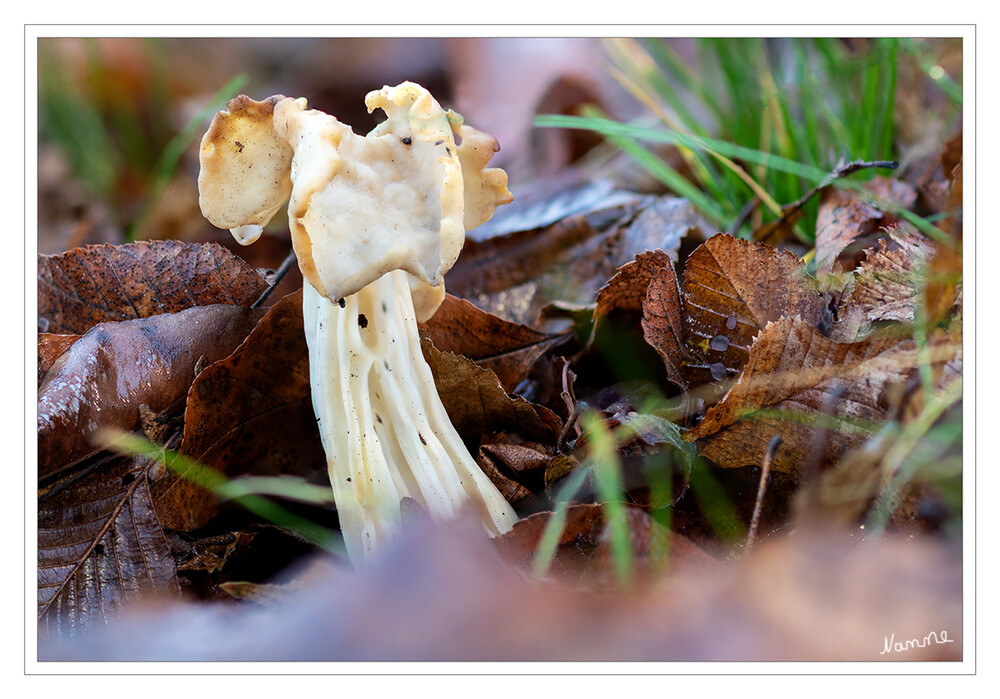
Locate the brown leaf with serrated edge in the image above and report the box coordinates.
[594,249,672,329]
[422,339,562,447]
[421,294,569,392]
[641,262,689,390]
[450,193,709,324]
[813,184,906,274]
[38,304,266,480]
[38,240,270,334]
[683,234,823,381]
[169,291,325,532]
[38,333,80,386]
[687,316,960,476]
[834,224,938,341]
[38,454,180,637]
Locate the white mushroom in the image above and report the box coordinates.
[198,83,517,564]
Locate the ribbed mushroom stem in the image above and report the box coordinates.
[303,270,518,564]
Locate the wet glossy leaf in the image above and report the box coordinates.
[37,333,80,386]
[37,304,266,479]
[38,455,180,637]
[38,240,271,334]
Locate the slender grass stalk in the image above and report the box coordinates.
[532,465,591,581]
[581,412,633,586]
[98,430,343,554]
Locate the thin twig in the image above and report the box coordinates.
[746,435,782,551]
[727,195,761,237]
[252,248,298,309]
[556,403,584,454]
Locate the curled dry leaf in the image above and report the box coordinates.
[420,294,569,392]
[813,180,912,275]
[475,442,553,508]
[686,316,960,477]
[169,291,326,532]
[833,224,938,341]
[683,233,823,383]
[593,249,673,331]
[641,260,689,391]
[449,192,708,324]
[421,338,563,447]
[38,240,271,334]
[38,304,267,479]
[38,454,180,637]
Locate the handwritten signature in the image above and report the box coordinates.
[881,630,955,655]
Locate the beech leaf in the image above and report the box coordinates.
[170,291,325,532]
[421,294,569,392]
[686,316,960,476]
[421,339,563,446]
[813,181,912,274]
[682,233,823,380]
[37,304,266,479]
[835,224,938,340]
[38,240,271,334]
[38,455,180,636]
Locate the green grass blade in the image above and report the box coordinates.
[100,430,343,554]
[532,465,591,580]
[581,412,633,586]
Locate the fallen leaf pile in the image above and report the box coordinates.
[35,124,963,661]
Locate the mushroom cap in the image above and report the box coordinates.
[197,95,295,244]
[275,82,511,310]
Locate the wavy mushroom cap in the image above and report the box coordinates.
[197,95,295,245]
[274,82,511,314]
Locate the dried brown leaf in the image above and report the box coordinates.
[450,194,709,324]
[169,291,325,532]
[687,316,957,476]
[816,178,915,274]
[38,240,270,334]
[835,225,938,340]
[422,339,562,446]
[474,441,552,508]
[683,233,823,381]
[38,455,180,637]
[641,262,689,390]
[421,294,568,392]
[38,304,266,479]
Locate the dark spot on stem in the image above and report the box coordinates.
[338,298,346,308]
[402,136,412,145]
[419,433,427,445]
[358,313,368,329]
